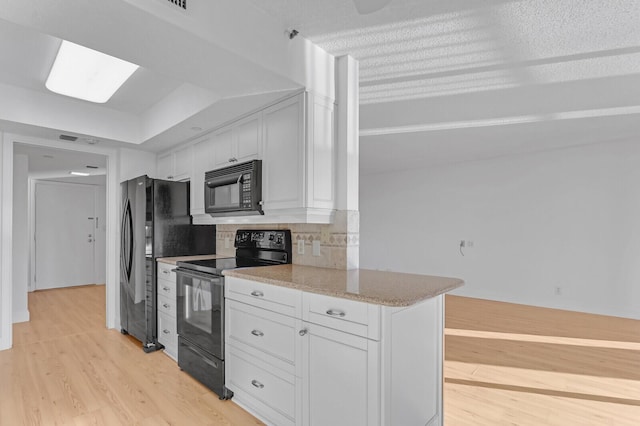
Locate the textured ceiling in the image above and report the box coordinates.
[1,0,638,175]
[247,0,640,174]
[246,0,640,102]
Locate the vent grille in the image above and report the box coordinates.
[59,134,78,141]
[86,165,99,169]
[167,0,186,10]
[205,160,259,179]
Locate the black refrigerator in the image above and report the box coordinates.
[120,175,215,352]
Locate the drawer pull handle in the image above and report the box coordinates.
[163,303,170,309]
[326,309,346,317]
[163,286,171,291]
[162,270,170,274]
[299,329,308,336]
[251,330,264,337]
[251,379,264,389]
[163,329,170,334]
[250,290,264,297]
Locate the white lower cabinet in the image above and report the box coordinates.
[224,276,443,426]
[301,322,379,426]
[156,261,178,361]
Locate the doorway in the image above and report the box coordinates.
[14,143,108,298]
[33,180,105,290]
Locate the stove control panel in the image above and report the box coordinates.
[235,230,290,250]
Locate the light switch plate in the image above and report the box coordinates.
[298,240,305,255]
[225,237,230,249]
[312,240,321,256]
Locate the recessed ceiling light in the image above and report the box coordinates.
[83,138,100,145]
[70,171,91,177]
[46,40,139,103]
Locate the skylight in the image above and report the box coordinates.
[46,40,139,103]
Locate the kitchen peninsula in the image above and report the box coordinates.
[223,264,463,426]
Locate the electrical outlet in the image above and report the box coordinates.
[298,240,305,255]
[224,237,230,249]
[555,286,562,296]
[312,240,321,256]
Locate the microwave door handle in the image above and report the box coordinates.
[206,174,240,188]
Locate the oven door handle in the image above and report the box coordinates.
[175,268,224,284]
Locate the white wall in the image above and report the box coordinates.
[12,154,28,322]
[0,131,11,350]
[360,140,640,320]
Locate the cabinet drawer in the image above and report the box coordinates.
[227,300,299,372]
[225,277,301,317]
[227,347,296,424]
[157,293,177,318]
[157,277,176,299]
[303,292,380,340]
[157,311,178,355]
[157,262,176,282]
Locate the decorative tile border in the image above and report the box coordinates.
[215,211,359,269]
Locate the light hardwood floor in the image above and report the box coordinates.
[445,295,640,425]
[1,285,263,426]
[2,286,639,425]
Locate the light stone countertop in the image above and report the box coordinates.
[224,264,464,307]
[156,254,226,265]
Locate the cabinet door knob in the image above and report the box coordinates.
[250,290,264,297]
[163,303,170,309]
[299,329,308,336]
[251,379,264,389]
[163,329,170,334]
[163,286,171,291]
[162,270,170,275]
[167,175,174,180]
[326,309,346,317]
[251,329,264,337]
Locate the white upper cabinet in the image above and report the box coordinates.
[156,145,192,182]
[261,92,335,220]
[262,95,305,211]
[190,135,215,215]
[156,152,173,180]
[158,91,336,224]
[173,145,192,180]
[213,114,261,169]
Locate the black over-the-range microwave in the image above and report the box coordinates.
[204,160,263,216]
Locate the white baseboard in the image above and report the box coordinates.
[13,309,30,323]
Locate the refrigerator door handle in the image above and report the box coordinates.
[125,200,134,281]
[120,201,129,280]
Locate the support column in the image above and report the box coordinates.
[335,55,360,269]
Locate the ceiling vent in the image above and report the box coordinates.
[86,165,99,169]
[167,0,186,10]
[59,134,78,141]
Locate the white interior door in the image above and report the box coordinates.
[34,181,96,290]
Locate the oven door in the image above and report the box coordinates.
[176,268,224,359]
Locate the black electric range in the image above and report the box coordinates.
[173,229,292,400]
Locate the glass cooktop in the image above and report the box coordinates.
[176,257,277,275]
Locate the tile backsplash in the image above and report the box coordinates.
[216,210,359,270]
